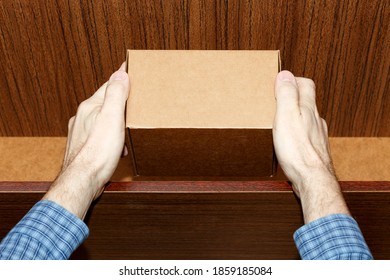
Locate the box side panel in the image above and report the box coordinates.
[130,128,274,177]
[126,50,277,129]
[125,127,137,177]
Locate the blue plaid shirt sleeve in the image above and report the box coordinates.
[294,214,373,260]
[0,200,89,260]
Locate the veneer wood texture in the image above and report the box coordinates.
[1,181,389,259]
[0,0,389,137]
[1,137,389,181]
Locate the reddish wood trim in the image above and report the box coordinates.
[0,181,389,193]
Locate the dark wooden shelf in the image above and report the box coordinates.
[1,181,389,259]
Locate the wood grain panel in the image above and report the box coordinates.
[1,181,390,259]
[2,137,390,182]
[0,0,388,137]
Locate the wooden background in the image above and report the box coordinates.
[0,0,389,260]
[0,0,389,137]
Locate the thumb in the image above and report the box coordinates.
[274,70,300,117]
[101,70,130,115]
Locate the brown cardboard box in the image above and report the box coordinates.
[126,50,279,177]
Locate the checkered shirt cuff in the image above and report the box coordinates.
[294,214,373,260]
[0,200,89,260]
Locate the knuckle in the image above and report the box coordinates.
[107,81,126,94]
[297,77,316,90]
[277,83,298,96]
[77,99,93,114]
[306,78,316,89]
[68,116,75,127]
[67,116,75,131]
[321,118,328,130]
[77,100,88,111]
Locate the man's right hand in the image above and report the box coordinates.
[272,70,350,224]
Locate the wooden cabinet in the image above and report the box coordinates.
[0,1,389,259]
[1,181,390,259]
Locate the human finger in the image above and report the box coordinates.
[119,61,126,71]
[121,144,128,158]
[321,118,328,136]
[101,70,130,116]
[296,77,317,114]
[89,82,108,103]
[274,70,300,118]
[89,63,126,102]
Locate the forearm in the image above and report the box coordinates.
[292,169,373,260]
[296,168,350,224]
[43,160,99,220]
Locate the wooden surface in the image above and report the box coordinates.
[0,0,389,137]
[1,181,390,260]
[2,137,390,182]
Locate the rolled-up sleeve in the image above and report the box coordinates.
[0,200,89,260]
[294,214,373,260]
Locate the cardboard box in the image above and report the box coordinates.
[126,50,279,177]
